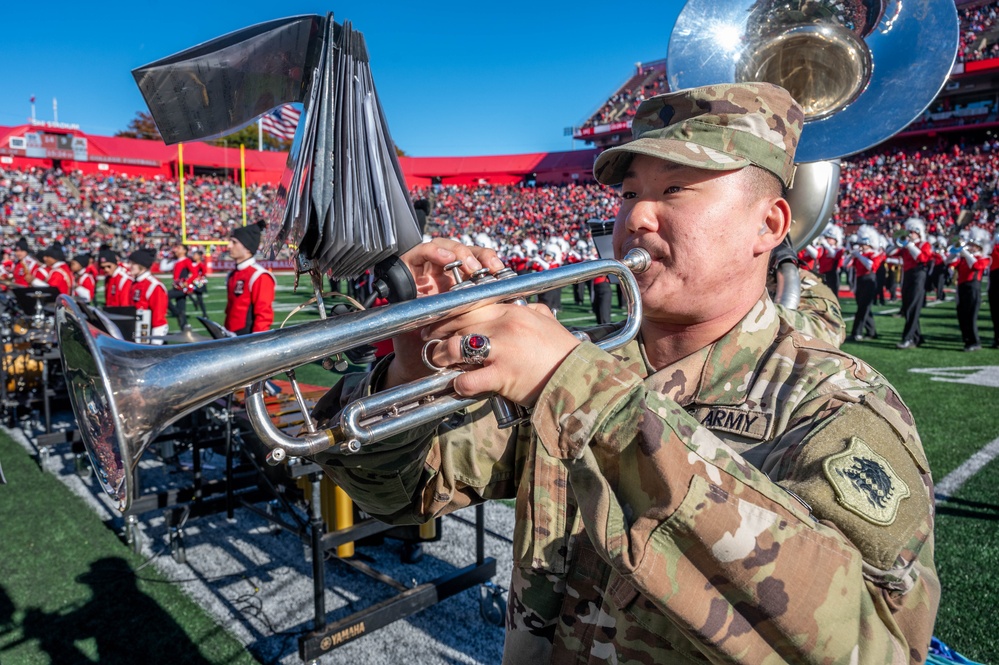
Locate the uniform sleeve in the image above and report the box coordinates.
[530,342,938,664]
[251,274,276,332]
[311,357,521,524]
[150,285,169,322]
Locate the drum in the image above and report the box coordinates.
[3,342,44,393]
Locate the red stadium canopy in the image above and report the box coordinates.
[0,123,601,187]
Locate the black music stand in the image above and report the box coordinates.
[10,286,60,317]
[101,307,142,342]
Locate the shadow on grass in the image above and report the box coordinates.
[1,557,214,664]
[935,494,999,521]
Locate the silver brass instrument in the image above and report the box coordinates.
[668,0,957,306]
[56,249,650,511]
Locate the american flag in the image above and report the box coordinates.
[260,104,301,141]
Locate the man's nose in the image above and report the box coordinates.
[622,199,660,234]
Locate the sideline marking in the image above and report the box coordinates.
[910,363,999,500]
[935,435,999,500]
[909,365,999,388]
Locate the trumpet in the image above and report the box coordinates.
[56,249,651,511]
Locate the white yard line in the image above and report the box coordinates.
[934,434,999,501]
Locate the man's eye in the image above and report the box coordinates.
[620,191,637,200]
[664,186,683,195]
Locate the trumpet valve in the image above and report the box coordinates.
[444,260,476,290]
[469,268,494,284]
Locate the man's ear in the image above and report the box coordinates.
[753,196,792,256]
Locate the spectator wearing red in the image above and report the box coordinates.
[225,221,275,335]
[127,249,169,341]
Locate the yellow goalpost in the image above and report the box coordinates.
[177,143,248,246]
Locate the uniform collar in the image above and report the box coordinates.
[638,294,781,407]
[236,257,257,270]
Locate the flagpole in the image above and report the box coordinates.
[30,96,36,123]
[240,144,247,226]
[258,118,263,152]
[178,143,188,242]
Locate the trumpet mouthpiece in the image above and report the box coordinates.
[622,247,652,274]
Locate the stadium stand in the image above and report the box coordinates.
[4,0,999,266]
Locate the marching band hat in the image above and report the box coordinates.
[98,248,118,265]
[231,220,266,255]
[593,82,803,188]
[14,237,30,252]
[128,248,156,270]
[41,243,66,262]
[71,253,92,268]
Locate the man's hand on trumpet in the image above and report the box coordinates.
[421,300,581,407]
[383,238,505,389]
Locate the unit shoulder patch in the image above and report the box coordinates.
[823,437,910,525]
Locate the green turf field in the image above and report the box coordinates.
[1,274,997,663]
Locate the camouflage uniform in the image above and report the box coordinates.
[314,293,937,664]
[312,84,937,663]
[775,268,846,348]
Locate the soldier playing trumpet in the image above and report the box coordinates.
[310,84,937,664]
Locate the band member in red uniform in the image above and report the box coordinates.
[815,226,844,297]
[70,253,97,303]
[13,237,49,288]
[40,243,74,296]
[128,249,169,341]
[0,248,14,284]
[891,217,934,349]
[990,231,999,348]
[188,248,209,318]
[99,248,133,308]
[847,228,885,342]
[927,236,949,302]
[529,246,563,315]
[798,242,818,272]
[948,227,992,352]
[225,221,275,335]
[167,243,195,328]
[592,274,612,324]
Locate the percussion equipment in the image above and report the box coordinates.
[3,343,44,394]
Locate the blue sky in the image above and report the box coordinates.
[1,2,683,157]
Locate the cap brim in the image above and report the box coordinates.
[593,138,751,186]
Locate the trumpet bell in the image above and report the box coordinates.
[54,251,651,512]
[57,299,134,506]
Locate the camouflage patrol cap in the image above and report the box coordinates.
[593,82,804,188]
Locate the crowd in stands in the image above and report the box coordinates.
[958,0,999,63]
[4,132,999,267]
[579,65,668,130]
[1,167,277,265]
[835,136,999,237]
[412,183,617,253]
